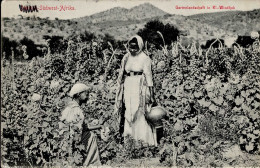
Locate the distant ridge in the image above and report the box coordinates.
[188,9,260,35]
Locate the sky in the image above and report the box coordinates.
[2,0,260,20]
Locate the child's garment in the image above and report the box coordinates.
[60,99,101,166]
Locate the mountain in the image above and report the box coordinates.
[2,3,172,44]
[73,3,171,41]
[75,3,169,23]
[127,3,169,20]
[77,7,129,23]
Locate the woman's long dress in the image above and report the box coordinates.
[123,52,156,146]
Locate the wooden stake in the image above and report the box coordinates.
[11,47,15,91]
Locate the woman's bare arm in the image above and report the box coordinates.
[148,86,156,105]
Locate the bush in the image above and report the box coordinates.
[20,37,43,59]
[137,20,180,49]
[235,35,255,48]
[43,35,67,54]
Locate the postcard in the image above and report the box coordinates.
[1,0,260,167]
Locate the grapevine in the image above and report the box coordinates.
[1,34,260,167]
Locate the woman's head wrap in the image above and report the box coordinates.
[127,35,144,54]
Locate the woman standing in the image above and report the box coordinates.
[115,35,156,146]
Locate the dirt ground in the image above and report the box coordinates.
[107,145,259,167]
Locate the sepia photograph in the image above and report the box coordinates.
[1,0,260,167]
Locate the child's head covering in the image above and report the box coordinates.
[69,83,90,97]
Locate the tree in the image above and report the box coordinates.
[2,36,21,60]
[137,20,180,49]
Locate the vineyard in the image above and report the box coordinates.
[1,34,260,167]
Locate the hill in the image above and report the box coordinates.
[2,3,260,46]
[188,9,260,36]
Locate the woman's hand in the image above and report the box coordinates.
[151,96,156,106]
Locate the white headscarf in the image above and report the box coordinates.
[127,35,144,54]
